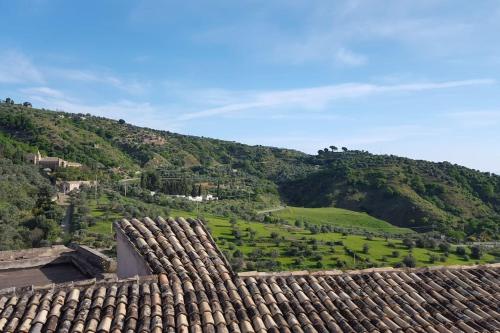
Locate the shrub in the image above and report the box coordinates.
[455,246,467,256]
[429,254,439,264]
[439,242,451,253]
[402,255,416,268]
[392,251,400,258]
[402,238,415,249]
[470,245,483,259]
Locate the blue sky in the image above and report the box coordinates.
[1,1,499,173]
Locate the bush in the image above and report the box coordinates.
[402,238,415,249]
[470,245,483,259]
[429,254,439,264]
[392,251,400,258]
[402,255,416,268]
[455,246,467,256]
[439,242,451,253]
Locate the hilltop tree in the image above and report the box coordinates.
[330,146,338,152]
[342,147,348,152]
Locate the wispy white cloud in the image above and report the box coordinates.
[0,50,44,84]
[19,85,183,132]
[194,1,500,66]
[20,86,65,99]
[446,110,500,127]
[49,68,148,95]
[179,79,495,120]
[335,48,367,66]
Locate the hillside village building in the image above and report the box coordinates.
[25,150,82,170]
[0,216,499,332]
[59,180,96,194]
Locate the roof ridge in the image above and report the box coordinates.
[237,262,500,277]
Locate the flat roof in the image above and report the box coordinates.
[0,263,89,289]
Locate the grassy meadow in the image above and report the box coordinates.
[74,193,496,271]
[273,206,414,234]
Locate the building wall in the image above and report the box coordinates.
[115,225,152,278]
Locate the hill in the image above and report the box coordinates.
[0,158,63,250]
[0,102,498,240]
[280,151,500,239]
[273,206,413,234]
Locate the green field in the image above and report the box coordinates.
[273,206,414,234]
[172,209,495,270]
[78,195,496,271]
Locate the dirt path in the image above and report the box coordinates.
[61,204,73,233]
[257,205,286,214]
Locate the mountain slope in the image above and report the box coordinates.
[0,103,498,239]
[280,152,500,239]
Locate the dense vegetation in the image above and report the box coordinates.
[281,150,500,240]
[0,102,499,242]
[0,158,63,250]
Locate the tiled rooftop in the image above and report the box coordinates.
[0,216,499,333]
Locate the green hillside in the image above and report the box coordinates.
[0,158,63,250]
[0,102,499,240]
[273,206,413,234]
[280,151,500,239]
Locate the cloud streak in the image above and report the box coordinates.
[50,68,148,95]
[179,79,495,120]
[0,50,44,84]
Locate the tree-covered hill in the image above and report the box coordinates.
[0,158,63,250]
[281,151,500,239]
[0,102,498,240]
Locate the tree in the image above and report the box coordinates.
[362,243,370,254]
[118,119,126,124]
[402,254,416,267]
[248,229,256,241]
[402,238,415,249]
[229,217,237,226]
[470,245,482,259]
[341,147,348,152]
[438,242,451,253]
[329,146,338,152]
[455,246,467,256]
[270,249,280,258]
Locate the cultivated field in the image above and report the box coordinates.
[77,194,496,271]
[273,206,414,234]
